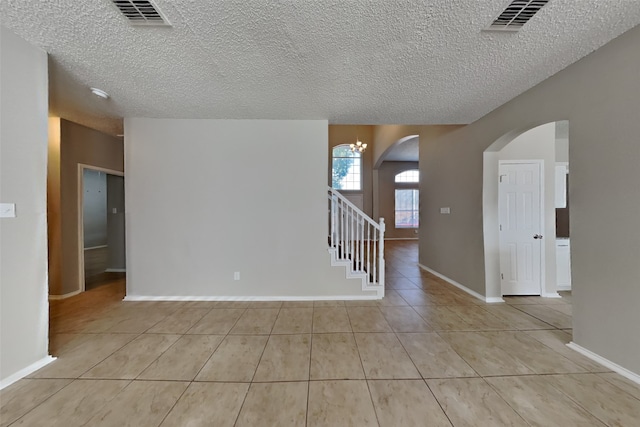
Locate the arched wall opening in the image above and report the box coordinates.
[483,120,569,301]
[373,135,420,240]
[374,134,419,169]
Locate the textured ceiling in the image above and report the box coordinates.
[2,1,640,135]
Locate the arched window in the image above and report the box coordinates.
[394,169,419,228]
[395,169,419,183]
[332,145,362,190]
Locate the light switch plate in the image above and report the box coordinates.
[0,203,16,218]
[440,207,451,214]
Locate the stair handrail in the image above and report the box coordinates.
[327,186,385,293]
[327,186,382,230]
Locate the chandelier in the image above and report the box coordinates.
[350,139,367,153]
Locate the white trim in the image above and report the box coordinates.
[328,187,379,230]
[384,237,419,241]
[0,356,56,390]
[556,161,569,171]
[542,292,562,298]
[105,268,126,273]
[124,294,381,302]
[418,264,492,303]
[78,164,124,295]
[567,342,640,385]
[556,285,571,291]
[327,248,381,294]
[48,289,82,300]
[485,297,506,303]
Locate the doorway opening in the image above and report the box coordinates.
[483,121,570,300]
[373,135,420,240]
[78,165,126,292]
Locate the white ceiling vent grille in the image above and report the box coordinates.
[111,0,171,26]
[486,0,550,32]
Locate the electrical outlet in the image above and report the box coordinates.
[234,272,240,280]
[0,203,16,218]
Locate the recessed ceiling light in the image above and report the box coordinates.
[90,87,110,99]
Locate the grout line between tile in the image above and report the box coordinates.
[345,302,382,427]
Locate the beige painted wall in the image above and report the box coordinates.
[420,25,640,374]
[373,125,462,167]
[328,125,374,216]
[0,27,50,384]
[378,161,420,239]
[371,125,463,224]
[373,125,422,167]
[47,118,62,298]
[48,120,124,296]
[328,125,462,224]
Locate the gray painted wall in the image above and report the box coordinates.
[420,25,640,375]
[125,119,377,298]
[0,27,49,383]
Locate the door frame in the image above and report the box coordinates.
[77,164,125,293]
[498,159,545,297]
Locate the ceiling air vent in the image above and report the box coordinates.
[111,0,171,26]
[485,0,550,32]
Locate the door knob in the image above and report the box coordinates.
[533,234,543,239]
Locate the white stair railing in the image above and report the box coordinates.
[328,187,385,295]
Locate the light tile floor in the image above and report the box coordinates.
[2,241,640,426]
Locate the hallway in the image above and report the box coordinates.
[1,241,639,426]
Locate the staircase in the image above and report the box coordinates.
[327,187,385,298]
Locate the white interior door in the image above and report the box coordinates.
[499,162,543,295]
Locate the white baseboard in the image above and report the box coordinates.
[542,292,562,298]
[567,342,640,385]
[48,289,81,300]
[0,356,56,390]
[124,294,382,302]
[418,264,504,303]
[105,268,126,273]
[557,286,572,291]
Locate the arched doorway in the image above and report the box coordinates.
[483,121,569,301]
[372,135,420,240]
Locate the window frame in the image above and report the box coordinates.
[331,144,363,191]
[394,188,419,229]
[394,169,420,229]
[394,169,420,183]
